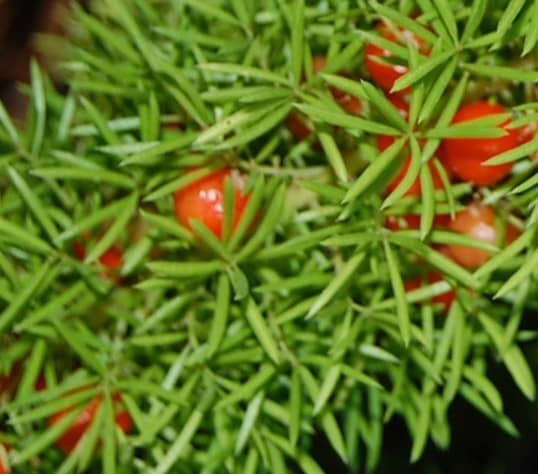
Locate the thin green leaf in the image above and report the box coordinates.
[84,193,138,264]
[307,251,365,319]
[245,297,281,365]
[494,248,538,299]
[235,391,265,454]
[461,62,538,82]
[314,365,341,415]
[0,261,53,335]
[410,395,432,462]
[383,239,411,346]
[344,137,406,203]
[290,0,305,86]
[392,48,455,93]
[29,60,46,156]
[199,63,289,86]
[479,312,536,401]
[318,132,348,182]
[206,274,231,358]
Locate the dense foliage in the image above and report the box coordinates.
[1,0,538,472]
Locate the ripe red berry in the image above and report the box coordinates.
[0,366,20,400]
[384,154,446,196]
[377,94,449,196]
[376,93,409,153]
[365,24,428,93]
[386,213,449,231]
[173,168,250,240]
[49,392,133,455]
[312,55,362,115]
[405,272,456,312]
[0,443,10,474]
[286,111,314,141]
[445,203,520,268]
[73,238,124,284]
[441,102,519,185]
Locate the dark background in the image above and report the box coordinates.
[2,1,538,472]
[314,356,538,473]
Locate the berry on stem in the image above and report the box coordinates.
[386,212,449,231]
[287,55,362,140]
[377,94,449,196]
[0,443,10,474]
[385,155,446,196]
[73,237,124,284]
[173,167,250,240]
[365,23,428,93]
[312,56,362,116]
[441,102,519,185]
[445,202,520,268]
[405,272,456,312]
[48,392,132,455]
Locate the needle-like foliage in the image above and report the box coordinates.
[1,0,537,473]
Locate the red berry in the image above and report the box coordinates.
[99,246,123,270]
[386,213,449,231]
[49,392,132,455]
[385,155,446,196]
[173,168,250,240]
[365,24,428,93]
[0,366,20,399]
[445,203,520,268]
[312,55,327,74]
[441,102,519,185]
[331,88,363,115]
[286,55,363,141]
[72,238,124,284]
[377,92,409,151]
[313,56,362,115]
[405,272,456,313]
[286,111,314,141]
[0,443,10,474]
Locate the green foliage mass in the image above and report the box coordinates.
[1,0,538,472]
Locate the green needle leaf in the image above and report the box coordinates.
[32,167,136,189]
[29,60,46,156]
[307,251,365,319]
[245,297,281,365]
[344,137,406,203]
[313,364,341,415]
[318,132,348,182]
[494,248,538,299]
[392,48,455,93]
[479,312,536,401]
[235,391,265,455]
[8,166,59,242]
[0,260,54,335]
[383,239,411,346]
[461,63,538,82]
[290,0,305,87]
[206,274,231,359]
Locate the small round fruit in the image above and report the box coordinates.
[0,443,10,474]
[376,93,409,152]
[173,168,250,239]
[441,102,519,185]
[385,155,446,196]
[73,239,124,284]
[286,111,314,141]
[405,272,456,312]
[386,213,449,231]
[445,203,520,268]
[311,56,362,115]
[365,24,428,93]
[49,392,133,455]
